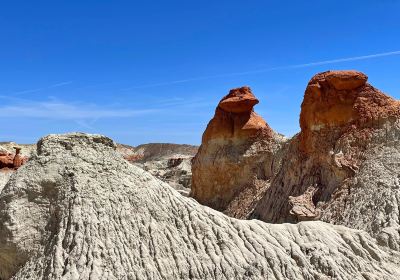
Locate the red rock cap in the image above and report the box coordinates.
[218,86,259,113]
[324,70,368,90]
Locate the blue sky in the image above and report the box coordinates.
[1,1,399,145]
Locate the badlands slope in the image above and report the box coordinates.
[0,133,399,279]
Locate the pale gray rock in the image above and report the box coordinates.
[135,155,193,192]
[253,119,400,249]
[1,133,400,279]
[0,171,12,194]
[319,120,400,249]
[126,143,198,162]
[122,143,197,192]
[0,142,197,194]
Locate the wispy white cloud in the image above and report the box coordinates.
[47,81,73,88]
[122,50,400,89]
[73,119,97,130]
[12,81,73,96]
[276,50,400,69]
[0,100,158,120]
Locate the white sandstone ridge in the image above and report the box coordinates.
[0,141,197,194]
[1,133,400,279]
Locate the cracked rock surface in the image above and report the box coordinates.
[1,133,400,279]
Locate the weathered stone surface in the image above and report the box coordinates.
[0,142,35,158]
[122,143,198,193]
[121,143,198,163]
[0,145,32,195]
[252,71,400,245]
[0,171,12,194]
[0,146,29,170]
[0,154,13,169]
[12,147,26,169]
[1,133,400,279]
[0,142,197,194]
[191,87,285,218]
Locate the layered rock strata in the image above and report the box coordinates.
[1,133,400,279]
[191,87,285,218]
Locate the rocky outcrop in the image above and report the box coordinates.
[0,153,13,169]
[201,87,271,142]
[122,143,198,193]
[252,71,400,242]
[121,143,198,162]
[299,70,399,155]
[0,145,31,195]
[12,147,26,168]
[1,133,400,279]
[191,87,285,218]
[0,142,35,158]
[0,147,28,170]
[138,155,193,195]
[1,140,177,194]
[0,172,11,194]
[0,141,197,194]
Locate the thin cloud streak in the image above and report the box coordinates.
[12,81,73,96]
[123,50,400,89]
[281,50,400,69]
[47,81,73,88]
[0,101,158,120]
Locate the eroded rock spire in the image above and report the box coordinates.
[253,70,400,242]
[191,86,284,218]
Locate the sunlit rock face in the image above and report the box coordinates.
[191,87,285,218]
[299,70,399,154]
[252,71,400,246]
[202,86,270,142]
